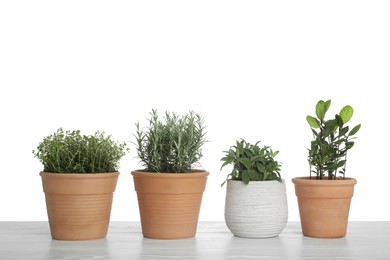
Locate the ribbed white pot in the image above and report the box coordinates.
[225,179,288,238]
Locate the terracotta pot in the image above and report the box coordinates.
[131,170,209,239]
[225,180,288,238]
[40,172,119,240]
[292,177,357,238]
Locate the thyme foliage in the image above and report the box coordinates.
[33,128,128,173]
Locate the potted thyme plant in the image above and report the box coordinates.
[132,109,209,239]
[221,139,288,238]
[292,100,361,238]
[33,128,127,240]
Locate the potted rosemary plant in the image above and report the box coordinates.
[292,100,361,238]
[221,139,288,238]
[33,128,127,240]
[132,109,209,239]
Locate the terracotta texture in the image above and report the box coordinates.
[225,180,288,238]
[131,170,209,239]
[40,172,119,240]
[292,177,357,238]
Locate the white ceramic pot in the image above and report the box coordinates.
[225,179,288,238]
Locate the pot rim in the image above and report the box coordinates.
[292,176,357,186]
[131,169,209,178]
[40,171,119,179]
[227,179,285,183]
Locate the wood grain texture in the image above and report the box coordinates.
[0,222,389,259]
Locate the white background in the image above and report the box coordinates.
[1,0,389,222]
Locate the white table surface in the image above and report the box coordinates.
[0,221,389,259]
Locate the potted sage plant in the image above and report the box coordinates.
[221,139,288,238]
[292,99,361,238]
[131,109,209,239]
[33,128,128,240]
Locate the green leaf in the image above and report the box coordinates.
[242,170,250,184]
[324,100,331,113]
[323,119,338,137]
[340,105,354,124]
[316,100,326,121]
[268,174,282,182]
[237,158,252,170]
[271,150,279,158]
[250,155,262,163]
[247,169,257,180]
[339,126,349,137]
[325,119,338,132]
[349,124,361,136]
[220,160,231,170]
[322,156,329,163]
[306,116,320,128]
[236,141,243,156]
[346,141,355,149]
[335,114,344,127]
[337,160,346,168]
[221,139,282,183]
[256,163,265,173]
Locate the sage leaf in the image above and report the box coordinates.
[247,169,257,180]
[220,139,282,185]
[271,151,279,158]
[237,158,251,170]
[242,170,250,184]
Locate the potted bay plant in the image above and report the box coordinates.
[221,139,288,238]
[33,128,127,240]
[132,109,209,239]
[292,100,361,238]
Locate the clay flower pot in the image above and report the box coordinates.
[131,170,209,239]
[292,177,357,238]
[40,172,119,240]
[225,180,288,238]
